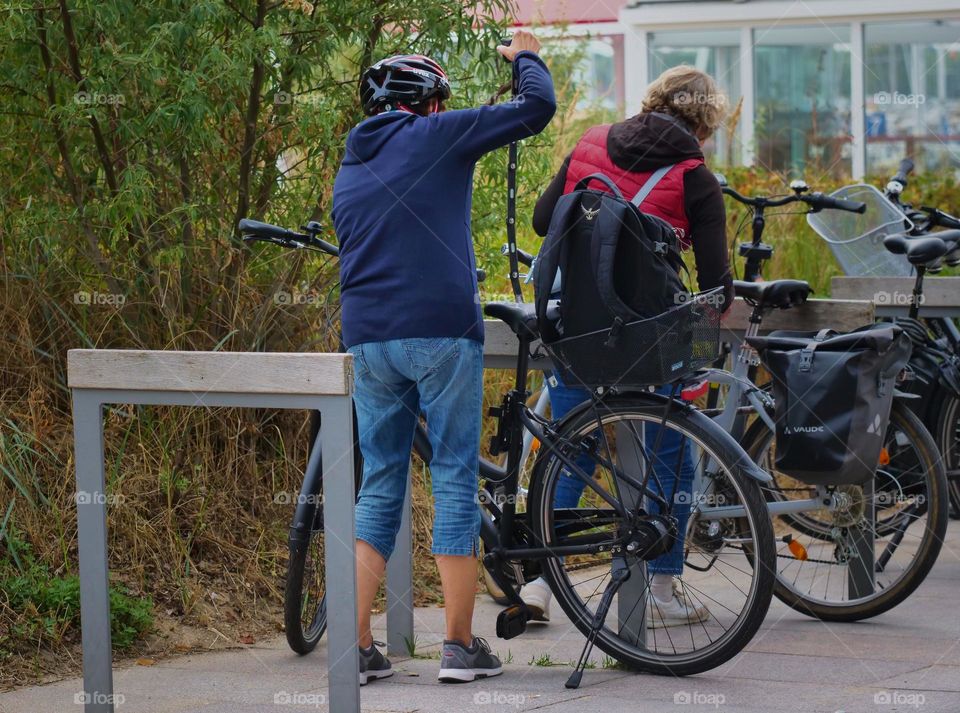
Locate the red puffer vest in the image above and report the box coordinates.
[563,124,702,249]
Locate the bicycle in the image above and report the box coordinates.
[238,216,778,682]
[808,159,960,516]
[701,178,949,621]
[236,218,549,651]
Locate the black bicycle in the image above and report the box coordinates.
[239,216,778,681]
[881,160,960,514]
[808,160,960,516]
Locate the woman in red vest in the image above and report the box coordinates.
[521,65,733,627]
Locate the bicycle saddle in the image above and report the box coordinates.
[882,232,910,255]
[484,301,540,340]
[733,279,812,309]
[905,236,948,266]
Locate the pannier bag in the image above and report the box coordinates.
[534,171,722,389]
[746,324,912,485]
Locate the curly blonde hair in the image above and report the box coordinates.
[641,65,727,140]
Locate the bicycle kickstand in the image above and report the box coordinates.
[565,555,631,689]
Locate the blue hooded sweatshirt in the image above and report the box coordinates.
[331,51,556,348]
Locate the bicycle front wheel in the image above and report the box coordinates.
[284,410,363,654]
[529,394,775,676]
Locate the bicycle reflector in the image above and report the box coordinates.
[786,536,808,561]
[878,447,891,466]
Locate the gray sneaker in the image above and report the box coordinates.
[438,636,503,683]
[359,641,393,685]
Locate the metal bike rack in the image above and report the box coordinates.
[832,276,960,319]
[68,350,359,713]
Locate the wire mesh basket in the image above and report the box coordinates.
[546,288,723,390]
[806,184,914,277]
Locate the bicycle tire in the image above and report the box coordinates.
[284,410,364,654]
[933,391,960,516]
[743,400,947,622]
[529,394,776,676]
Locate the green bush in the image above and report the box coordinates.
[1,527,153,655]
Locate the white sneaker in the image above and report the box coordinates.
[520,577,552,622]
[647,590,710,628]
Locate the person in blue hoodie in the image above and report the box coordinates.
[331,30,556,685]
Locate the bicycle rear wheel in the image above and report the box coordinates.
[743,400,947,621]
[529,394,775,676]
[934,392,960,515]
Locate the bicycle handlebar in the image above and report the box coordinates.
[240,218,489,282]
[721,186,866,214]
[239,218,340,256]
[892,158,915,187]
[919,206,960,231]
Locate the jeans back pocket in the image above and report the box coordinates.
[402,338,461,374]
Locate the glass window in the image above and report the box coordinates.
[648,29,741,165]
[864,21,960,176]
[560,36,620,113]
[754,25,852,177]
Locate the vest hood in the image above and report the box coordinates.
[607,112,703,172]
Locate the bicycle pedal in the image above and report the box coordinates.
[496,605,529,640]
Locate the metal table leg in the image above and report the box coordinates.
[321,397,361,713]
[386,467,414,656]
[73,390,115,713]
[615,421,647,647]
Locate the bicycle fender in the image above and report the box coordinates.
[553,390,773,484]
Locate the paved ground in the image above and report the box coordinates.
[5,524,960,713]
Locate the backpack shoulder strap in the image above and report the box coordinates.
[589,196,641,339]
[630,163,675,209]
[534,194,580,337]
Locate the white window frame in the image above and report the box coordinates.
[621,0,960,178]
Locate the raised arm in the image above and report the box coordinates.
[435,32,556,161]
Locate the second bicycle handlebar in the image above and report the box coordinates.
[721,186,866,214]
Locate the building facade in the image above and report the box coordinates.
[511,0,960,178]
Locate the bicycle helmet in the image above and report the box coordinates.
[360,54,451,116]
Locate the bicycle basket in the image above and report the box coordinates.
[806,184,914,277]
[546,287,722,390]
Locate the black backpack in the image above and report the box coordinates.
[534,170,688,346]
